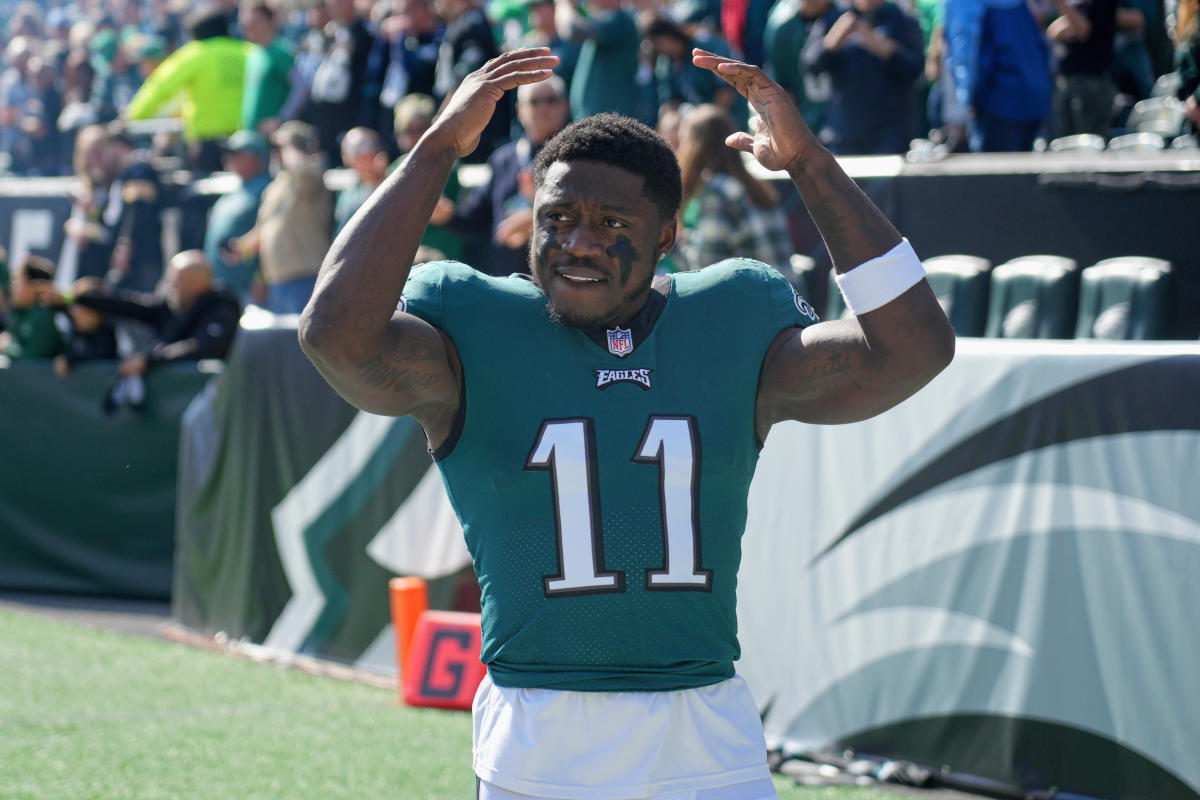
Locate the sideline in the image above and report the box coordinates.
[0,591,170,639]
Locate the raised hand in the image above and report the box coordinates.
[691,49,818,173]
[426,48,560,159]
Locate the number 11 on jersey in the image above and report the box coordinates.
[526,416,713,598]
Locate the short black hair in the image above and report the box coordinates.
[533,113,681,221]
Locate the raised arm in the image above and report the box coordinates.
[298,49,558,443]
[692,50,955,435]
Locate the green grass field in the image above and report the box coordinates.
[0,609,895,800]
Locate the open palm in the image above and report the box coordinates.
[691,49,815,172]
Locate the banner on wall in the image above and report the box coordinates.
[173,321,470,670]
[739,340,1200,799]
[174,327,1200,799]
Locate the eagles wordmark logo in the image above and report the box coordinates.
[594,368,652,390]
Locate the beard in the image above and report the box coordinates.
[530,255,654,331]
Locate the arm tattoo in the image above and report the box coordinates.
[383,336,441,361]
[793,351,861,397]
[356,353,440,393]
[807,180,854,262]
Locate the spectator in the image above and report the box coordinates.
[1112,0,1159,101]
[22,55,65,175]
[307,0,376,163]
[368,0,442,139]
[124,5,249,172]
[675,104,794,273]
[390,93,464,261]
[57,50,100,167]
[0,36,38,173]
[129,34,168,84]
[446,74,570,276]
[764,0,839,131]
[642,14,736,112]
[944,0,1052,151]
[51,277,119,379]
[335,126,390,234]
[803,0,926,154]
[46,250,240,411]
[722,0,776,65]
[1048,0,1119,136]
[205,130,272,305]
[0,255,64,359]
[433,0,507,161]
[148,0,187,50]
[275,4,332,138]
[64,125,164,293]
[557,0,641,120]
[240,1,295,136]
[231,121,333,314]
[520,0,580,87]
[90,30,143,123]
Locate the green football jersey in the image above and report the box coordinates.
[402,260,818,691]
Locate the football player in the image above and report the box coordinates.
[300,47,954,800]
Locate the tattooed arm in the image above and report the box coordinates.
[692,50,955,436]
[299,49,558,445]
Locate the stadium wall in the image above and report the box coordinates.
[0,359,212,598]
[168,324,1200,800]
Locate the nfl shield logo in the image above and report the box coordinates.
[606,327,633,357]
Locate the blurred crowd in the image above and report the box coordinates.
[0,0,1197,176]
[1,0,1199,403]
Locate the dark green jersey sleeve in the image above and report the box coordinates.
[398,260,455,328]
[708,257,821,333]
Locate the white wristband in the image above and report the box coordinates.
[833,238,925,315]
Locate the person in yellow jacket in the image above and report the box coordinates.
[125,7,249,172]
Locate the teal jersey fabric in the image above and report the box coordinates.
[402,260,818,691]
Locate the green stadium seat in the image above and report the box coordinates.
[1074,257,1172,339]
[984,256,1079,338]
[922,255,991,337]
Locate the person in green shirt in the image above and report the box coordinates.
[239,1,294,135]
[389,93,464,261]
[556,0,641,119]
[0,256,64,360]
[206,131,272,304]
[764,0,840,130]
[124,7,249,172]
